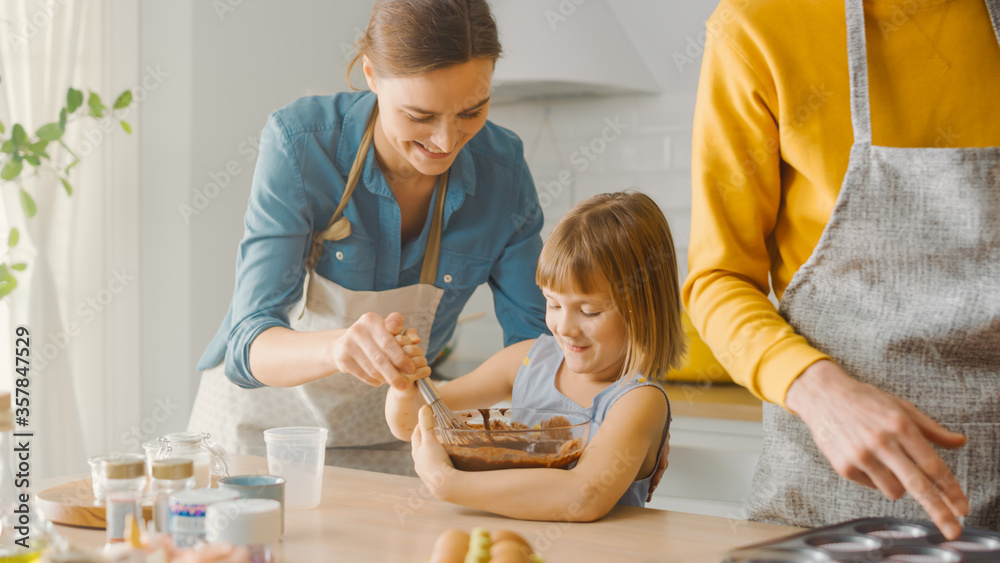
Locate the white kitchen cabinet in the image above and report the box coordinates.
[647,415,763,520]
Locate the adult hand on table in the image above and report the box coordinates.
[785,359,969,539]
[331,311,417,391]
[646,433,670,502]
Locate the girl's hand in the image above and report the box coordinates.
[646,432,670,502]
[411,405,455,497]
[329,312,416,390]
[392,328,433,394]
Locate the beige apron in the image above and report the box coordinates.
[188,104,447,476]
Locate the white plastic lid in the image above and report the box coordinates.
[168,488,241,509]
[204,499,282,545]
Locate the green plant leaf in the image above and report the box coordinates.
[1,140,14,154]
[11,263,26,271]
[19,189,36,217]
[113,90,133,110]
[24,154,40,167]
[28,140,49,153]
[11,124,26,146]
[0,120,5,134]
[0,265,8,281]
[8,228,18,248]
[0,269,17,298]
[65,158,80,174]
[120,120,132,134]
[36,122,64,141]
[67,87,84,113]
[59,107,67,130]
[2,159,23,181]
[88,91,105,118]
[60,177,73,195]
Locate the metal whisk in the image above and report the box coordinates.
[415,378,485,446]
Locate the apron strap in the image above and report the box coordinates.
[845,0,1000,145]
[306,99,449,287]
[306,103,380,269]
[844,0,873,145]
[988,0,1000,48]
[419,169,448,285]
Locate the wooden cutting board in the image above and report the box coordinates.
[37,478,153,529]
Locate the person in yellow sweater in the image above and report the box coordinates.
[686,0,1000,538]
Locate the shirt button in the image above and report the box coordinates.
[443,274,453,283]
[335,251,344,260]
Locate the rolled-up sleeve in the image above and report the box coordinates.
[224,114,311,388]
[489,160,548,345]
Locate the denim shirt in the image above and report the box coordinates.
[198,91,548,388]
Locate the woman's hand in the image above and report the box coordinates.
[411,405,455,498]
[329,312,417,390]
[786,360,969,540]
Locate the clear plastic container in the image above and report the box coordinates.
[150,459,195,534]
[144,432,228,488]
[263,427,328,510]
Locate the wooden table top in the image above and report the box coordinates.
[47,455,799,562]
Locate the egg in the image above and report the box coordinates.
[462,527,492,563]
[490,530,532,552]
[489,539,532,563]
[429,528,470,563]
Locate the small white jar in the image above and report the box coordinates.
[205,499,282,563]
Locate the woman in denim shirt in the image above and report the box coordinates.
[188,0,547,475]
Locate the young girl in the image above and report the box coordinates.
[385,192,685,522]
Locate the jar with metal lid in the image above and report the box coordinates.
[150,459,195,534]
[103,458,146,546]
[144,432,229,488]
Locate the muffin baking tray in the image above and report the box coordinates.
[724,517,1000,562]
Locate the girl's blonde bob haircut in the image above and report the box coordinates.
[536,192,686,380]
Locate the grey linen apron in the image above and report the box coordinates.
[747,0,1000,529]
[188,104,447,476]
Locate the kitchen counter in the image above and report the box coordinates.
[47,455,800,562]
[661,382,763,422]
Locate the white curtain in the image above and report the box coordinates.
[0,0,134,479]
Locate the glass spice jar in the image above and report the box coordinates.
[150,459,195,534]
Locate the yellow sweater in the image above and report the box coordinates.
[684,0,1000,405]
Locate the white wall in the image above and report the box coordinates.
[451,0,717,365]
[138,0,717,432]
[139,0,377,439]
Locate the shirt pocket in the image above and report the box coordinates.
[317,232,377,290]
[435,249,493,290]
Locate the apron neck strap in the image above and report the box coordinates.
[845,0,1000,145]
[419,169,448,285]
[989,0,1000,47]
[307,99,449,286]
[844,0,874,145]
